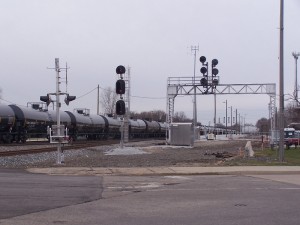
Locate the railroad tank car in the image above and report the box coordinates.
[158,122,167,137]
[198,125,236,136]
[105,116,121,138]
[86,114,108,140]
[0,103,166,143]
[143,120,160,137]
[65,109,108,140]
[8,104,50,142]
[128,119,147,138]
[65,110,94,140]
[0,104,16,143]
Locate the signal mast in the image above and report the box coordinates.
[40,58,76,164]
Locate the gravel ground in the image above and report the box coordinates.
[0,138,262,169]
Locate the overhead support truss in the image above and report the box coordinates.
[166,76,276,137]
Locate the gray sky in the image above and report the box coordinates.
[1,0,300,125]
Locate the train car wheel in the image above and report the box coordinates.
[21,135,27,143]
[4,134,13,143]
[14,135,20,143]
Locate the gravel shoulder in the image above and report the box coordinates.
[0,139,262,169]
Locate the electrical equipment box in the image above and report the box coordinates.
[169,123,194,146]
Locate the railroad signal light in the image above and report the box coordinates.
[64,94,76,105]
[200,78,208,86]
[200,66,207,75]
[212,68,219,76]
[116,65,126,75]
[116,79,125,95]
[115,65,126,116]
[212,59,219,76]
[199,56,208,76]
[199,56,206,64]
[40,95,51,106]
[116,100,126,115]
[212,59,218,67]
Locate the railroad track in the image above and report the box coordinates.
[0,140,120,157]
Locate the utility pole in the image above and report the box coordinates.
[235,109,238,135]
[224,100,228,137]
[292,52,300,106]
[97,84,100,115]
[191,45,199,140]
[239,113,241,135]
[244,115,247,134]
[229,106,232,138]
[279,0,285,162]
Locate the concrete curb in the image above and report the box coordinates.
[27,166,300,176]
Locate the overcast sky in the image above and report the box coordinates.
[1,0,300,125]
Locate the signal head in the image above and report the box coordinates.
[40,95,51,106]
[199,56,206,64]
[116,100,126,115]
[200,78,208,86]
[64,94,76,105]
[116,65,126,75]
[116,79,126,95]
[212,68,219,76]
[212,59,218,67]
[200,66,207,75]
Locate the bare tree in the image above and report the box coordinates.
[285,103,300,126]
[256,117,270,133]
[100,87,117,115]
[173,111,193,123]
[130,110,166,122]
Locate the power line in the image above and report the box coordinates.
[0,98,28,107]
[77,85,166,100]
[76,87,98,99]
[0,85,166,106]
[0,97,17,104]
[131,95,165,100]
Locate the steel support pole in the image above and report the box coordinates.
[55,58,63,164]
[278,0,285,162]
[214,93,216,128]
[295,56,298,105]
[225,100,228,137]
[292,52,300,105]
[97,84,100,115]
[239,113,241,135]
[236,109,238,135]
[192,47,198,141]
[230,106,232,128]
[230,106,232,138]
[120,117,124,149]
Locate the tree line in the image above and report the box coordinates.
[256,103,300,132]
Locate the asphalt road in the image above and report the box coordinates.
[1,169,300,225]
[0,169,103,220]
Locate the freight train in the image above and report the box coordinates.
[0,103,167,143]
